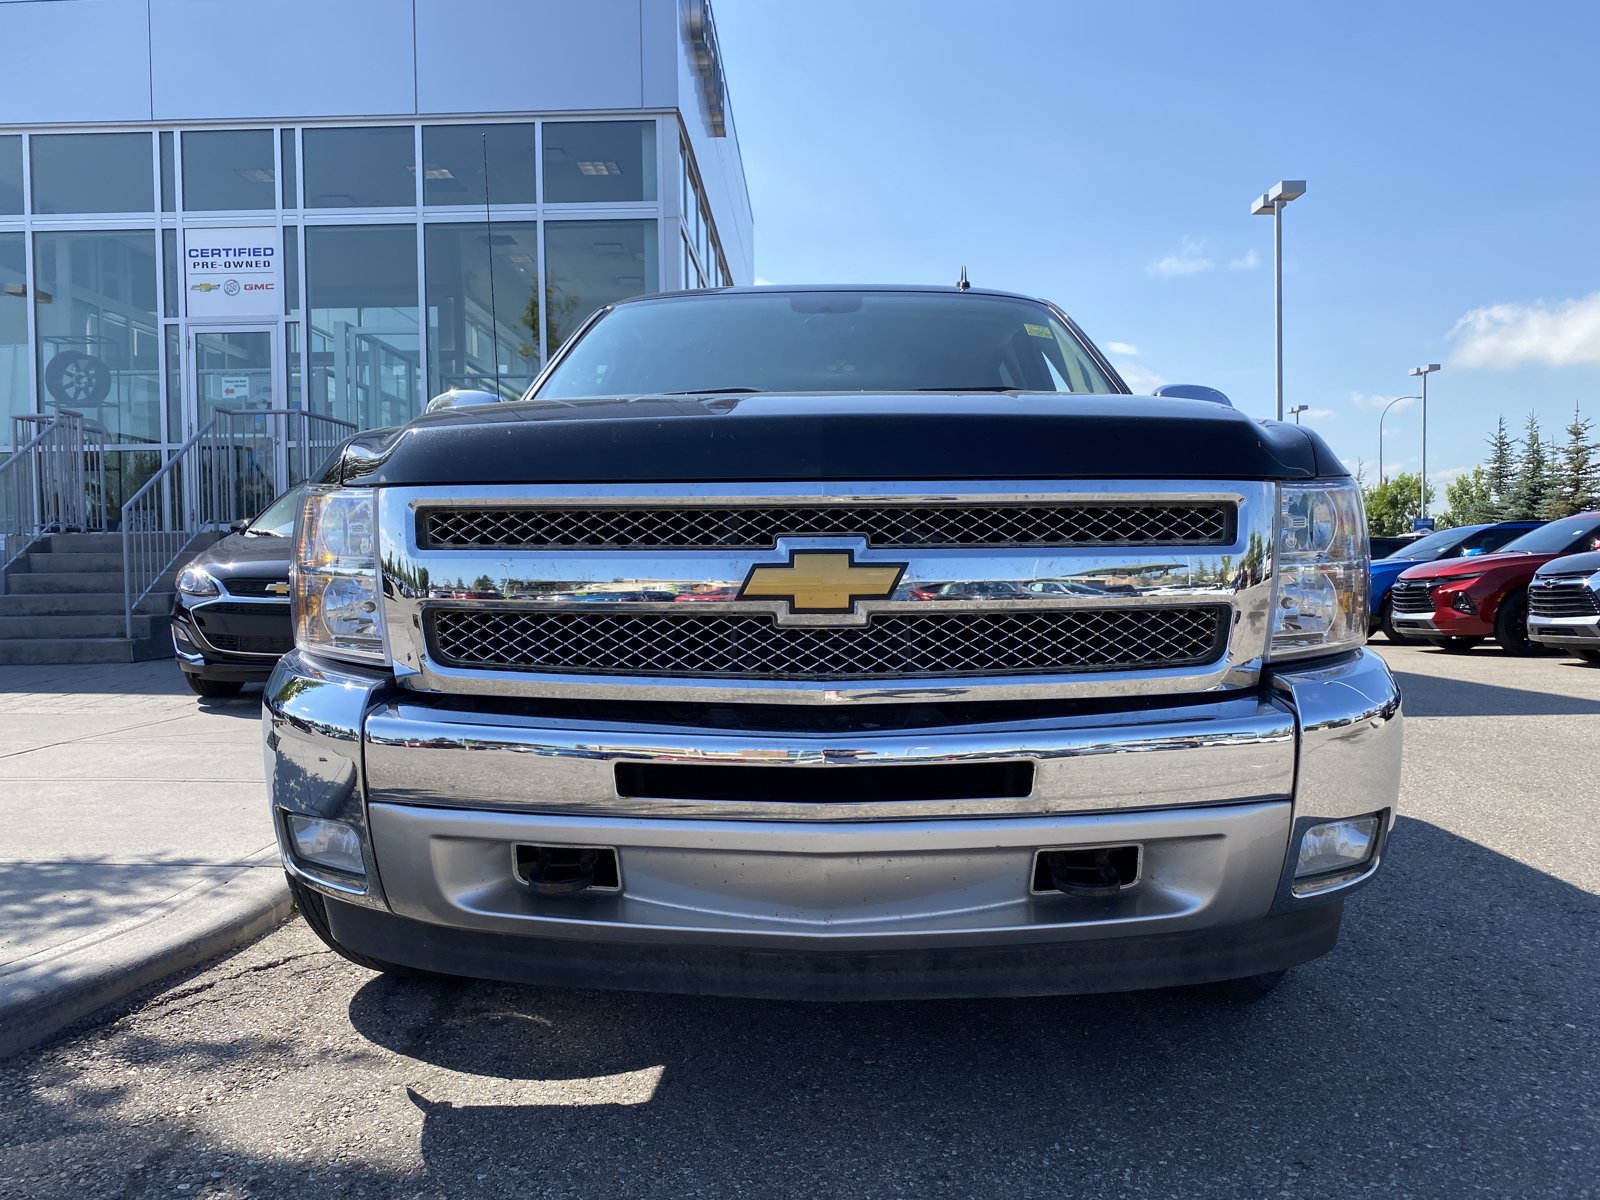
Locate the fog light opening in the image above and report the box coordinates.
[1292,815,1380,895]
[285,814,366,876]
[1032,845,1140,897]
[514,844,620,896]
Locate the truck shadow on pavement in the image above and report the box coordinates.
[1391,668,1600,716]
[327,814,1600,1198]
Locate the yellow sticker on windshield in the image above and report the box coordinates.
[1024,323,1053,339]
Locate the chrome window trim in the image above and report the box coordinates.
[378,479,1276,705]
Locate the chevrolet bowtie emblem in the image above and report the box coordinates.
[190,282,221,292]
[266,581,290,596]
[740,551,906,615]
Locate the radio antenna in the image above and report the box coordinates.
[957,265,970,291]
[482,132,502,398]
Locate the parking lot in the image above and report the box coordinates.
[1,642,1597,1200]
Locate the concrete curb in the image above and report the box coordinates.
[0,846,293,1060]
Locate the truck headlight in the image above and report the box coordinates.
[1270,479,1368,661]
[293,487,388,664]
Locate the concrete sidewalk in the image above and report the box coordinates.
[0,660,291,1057]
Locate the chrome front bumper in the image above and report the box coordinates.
[263,648,1401,985]
[1529,614,1600,647]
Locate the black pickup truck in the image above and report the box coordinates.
[264,285,1402,1001]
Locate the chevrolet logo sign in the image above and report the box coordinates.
[265,581,290,596]
[740,550,905,615]
[190,282,221,292]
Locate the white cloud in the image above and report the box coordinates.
[1146,238,1214,278]
[1300,407,1335,420]
[1115,360,1168,394]
[1228,249,1260,271]
[752,275,776,287]
[1105,341,1140,356]
[1448,292,1600,369]
[1349,391,1416,414]
[1431,465,1472,485]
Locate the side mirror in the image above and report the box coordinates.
[228,518,249,534]
[1153,383,1233,407]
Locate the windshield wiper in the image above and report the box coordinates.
[909,386,1024,393]
[654,387,764,396]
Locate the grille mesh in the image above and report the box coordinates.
[421,502,1232,551]
[1529,580,1600,618]
[1389,581,1436,614]
[428,606,1228,680]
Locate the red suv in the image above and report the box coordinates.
[1388,512,1600,653]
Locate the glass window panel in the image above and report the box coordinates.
[425,221,539,400]
[422,123,537,206]
[31,133,153,215]
[544,219,658,351]
[281,129,298,208]
[1,233,29,433]
[165,324,181,442]
[33,231,161,445]
[286,322,303,413]
[302,126,415,208]
[305,224,419,430]
[162,228,177,317]
[160,131,174,212]
[0,136,22,214]
[284,225,300,315]
[542,121,656,204]
[181,129,275,211]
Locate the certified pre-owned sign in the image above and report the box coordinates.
[184,227,282,318]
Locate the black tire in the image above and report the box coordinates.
[1494,590,1536,655]
[1572,648,1600,664]
[1427,636,1482,654]
[186,674,244,697]
[1379,598,1415,645]
[286,873,445,979]
[43,350,113,406]
[1196,970,1287,1001]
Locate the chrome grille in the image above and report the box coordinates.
[427,606,1229,680]
[420,501,1233,551]
[1529,579,1600,618]
[1389,580,1436,614]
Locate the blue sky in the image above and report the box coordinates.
[715,0,1600,492]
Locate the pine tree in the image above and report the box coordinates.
[1545,405,1599,519]
[1484,416,1516,519]
[1504,413,1550,520]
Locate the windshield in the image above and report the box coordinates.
[533,291,1122,399]
[246,484,308,537]
[1497,516,1600,556]
[1380,527,1474,561]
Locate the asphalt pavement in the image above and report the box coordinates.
[1,642,1598,1199]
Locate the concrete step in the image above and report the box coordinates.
[0,613,165,639]
[0,591,171,616]
[43,532,125,553]
[25,551,125,573]
[7,571,126,594]
[0,635,172,666]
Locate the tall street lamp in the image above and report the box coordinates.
[1408,364,1442,519]
[1288,404,1309,424]
[1251,179,1307,421]
[1378,395,1421,483]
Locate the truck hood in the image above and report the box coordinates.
[1535,550,1600,576]
[342,392,1346,486]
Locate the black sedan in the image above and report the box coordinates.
[170,485,301,697]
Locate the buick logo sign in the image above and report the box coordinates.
[223,279,241,296]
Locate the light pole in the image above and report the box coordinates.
[1408,365,1441,520]
[1378,395,1421,483]
[1251,179,1307,421]
[1288,404,1309,424]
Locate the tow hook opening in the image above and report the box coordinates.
[513,844,621,896]
[1031,845,1141,897]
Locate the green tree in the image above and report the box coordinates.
[1503,413,1552,519]
[1443,466,1496,526]
[1362,471,1435,536]
[1544,405,1598,519]
[1484,416,1516,519]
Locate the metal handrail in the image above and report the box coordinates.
[2,409,98,594]
[120,418,219,636]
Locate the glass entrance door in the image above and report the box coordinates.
[185,325,282,519]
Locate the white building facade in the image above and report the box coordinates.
[0,0,752,509]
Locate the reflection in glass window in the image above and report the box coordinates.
[281,129,297,208]
[302,127,415,208]
[182,129,275,211]
[544,219,658,350]
[31,133,153,215]
[32,230,161,444]
[422,124,537,206]
[543,122,656,203]
[165,325,181,443]
[162,229,178,318]
[425,222,539,399]
[0,136,23,214]
[1,234,28,431]
[305,225,419,430]
[284,226,300,315]
[160,131,174,212]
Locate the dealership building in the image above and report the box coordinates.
[0,0,752,509]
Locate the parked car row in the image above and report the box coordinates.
[1370,512,1600,661]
